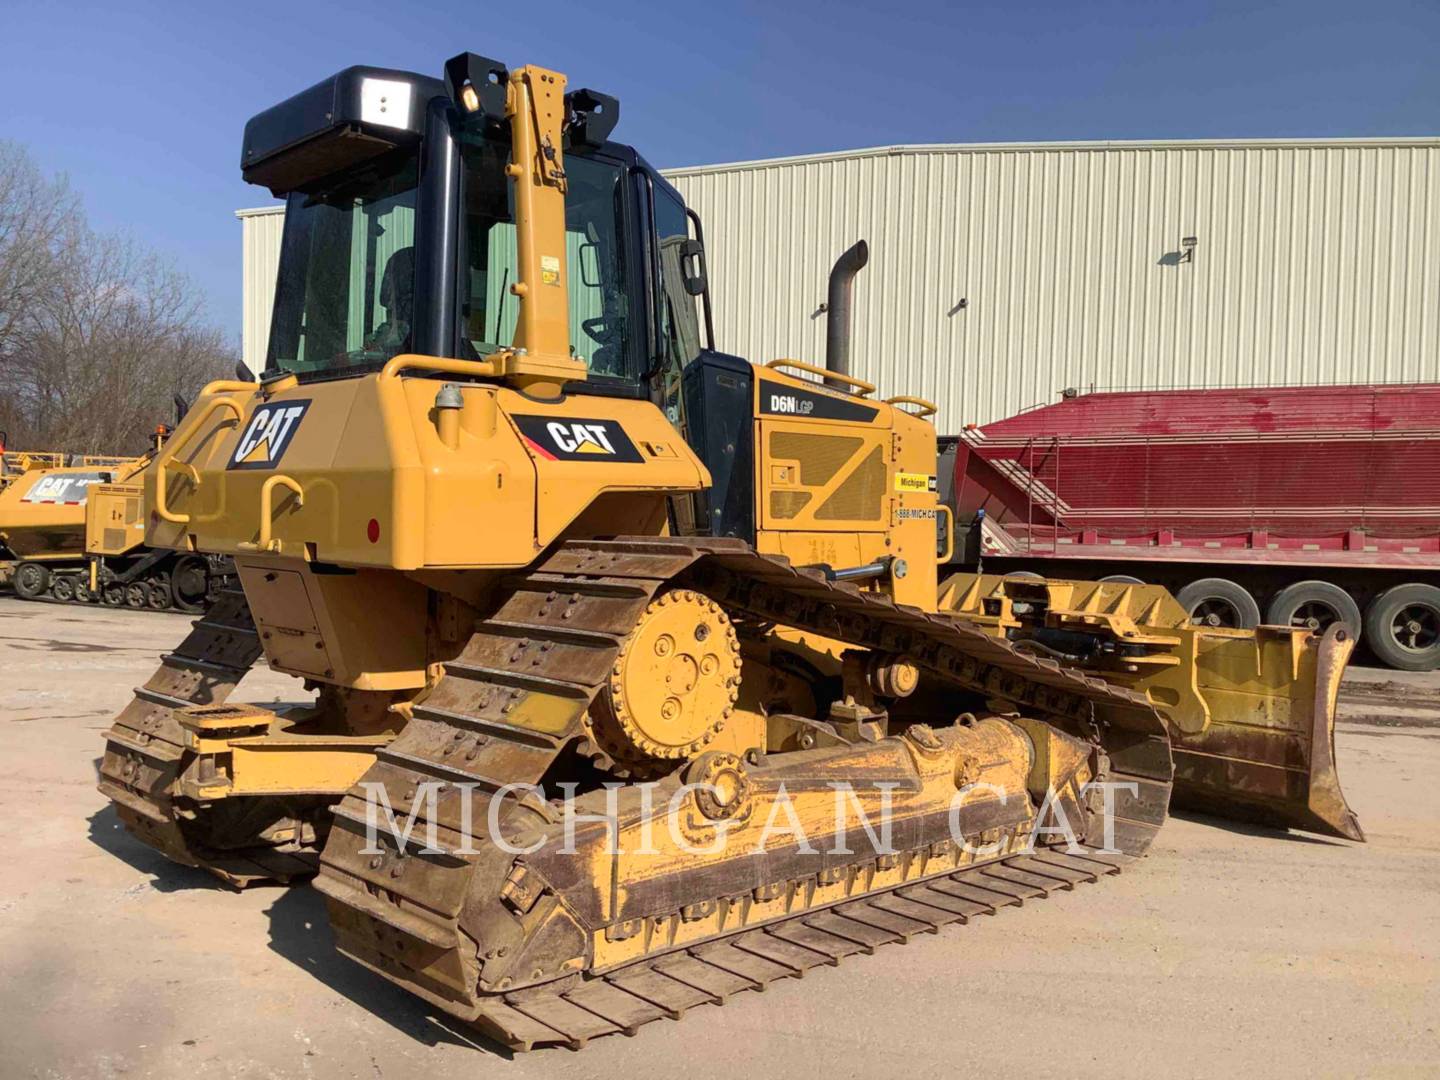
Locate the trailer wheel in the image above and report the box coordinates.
[50,576,75,602]
[1002,570,1045,581]
[13,562,49,600]
[1175,578,1261,629]
[1364,584,1440,671]
[1100,574,1146,585]
[1265,580,1362,641]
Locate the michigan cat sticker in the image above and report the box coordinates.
[895,472,937,493]
[512,415,644,463]
[228,400,311,470]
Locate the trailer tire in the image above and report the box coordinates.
[1002,570,1045,581]
[1100,574,1146,585]
[13,562,49,599]
[1364,584,1440,671]
[1265,580,1362,642]
[1176,577,1261,629]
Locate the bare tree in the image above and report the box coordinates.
[0,142,77,356]
[0,142,235,455]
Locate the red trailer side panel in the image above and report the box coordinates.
[954,384,1440,569]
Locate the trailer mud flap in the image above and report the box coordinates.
[1167,624,1364,842]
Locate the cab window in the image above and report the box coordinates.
[653,185,702,422]
[267,149,418,375]
[458,137,636,382]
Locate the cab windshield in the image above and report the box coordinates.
[458,136,635,381]
[266,149,419,375]
[264,132,638,384]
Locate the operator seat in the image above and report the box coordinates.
[368,246,415,353]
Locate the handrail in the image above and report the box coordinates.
[197,378,260,398]
[237,475,305,553]
[936,504,955,564]
[884,395,938,418]
[379,354,499,382]
[155,397,243,523]
[764,359,875,396]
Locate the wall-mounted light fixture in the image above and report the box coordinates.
[1180,235,1198,263]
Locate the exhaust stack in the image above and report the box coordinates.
[825,240,869,388]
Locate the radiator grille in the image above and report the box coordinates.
[769,431,863,486]
[816,445,886,521]
[769,491,814,519]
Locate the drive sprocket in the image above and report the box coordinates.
[585,588,741,773]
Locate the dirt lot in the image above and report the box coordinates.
[2,597,1437,1079]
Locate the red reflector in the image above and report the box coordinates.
[367,518,380,544]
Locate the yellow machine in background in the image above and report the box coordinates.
[0,457,140,598]
[95,52,1361,1051]
[0,431,228,610]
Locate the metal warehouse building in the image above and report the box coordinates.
[240,137,1440,432]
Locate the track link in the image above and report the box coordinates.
[317,538,1172,1040]
[96,588,318,885]
[469,845,1131,1051]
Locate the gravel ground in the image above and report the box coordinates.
[1,597,1436,1079]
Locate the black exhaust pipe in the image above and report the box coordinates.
[825,240,869,388]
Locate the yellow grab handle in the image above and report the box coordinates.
[764,359,875,396]
[379,353,498,382]
[884,395,938,418]
[238,474,304,553]
[155,397,243,524]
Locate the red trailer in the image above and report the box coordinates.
[945,383,1440,669]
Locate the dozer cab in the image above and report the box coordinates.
[98,53,1361,1051]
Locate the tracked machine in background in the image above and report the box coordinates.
[97,54,1361,1051]
[0,431,231,610]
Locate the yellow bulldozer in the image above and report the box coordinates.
[97,54,1361,1051]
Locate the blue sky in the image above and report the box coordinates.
[2,0,1436,340]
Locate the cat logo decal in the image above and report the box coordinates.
[228,401,311,470]
[512,415,644,463]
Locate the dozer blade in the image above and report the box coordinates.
[1167,623,1363,842]
[935,572,1364,842]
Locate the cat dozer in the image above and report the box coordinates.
[97,53,1359,1050]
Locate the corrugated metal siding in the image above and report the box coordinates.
[237,139,1440,429]
[237,205,284,375]
[667,139,1440,432]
